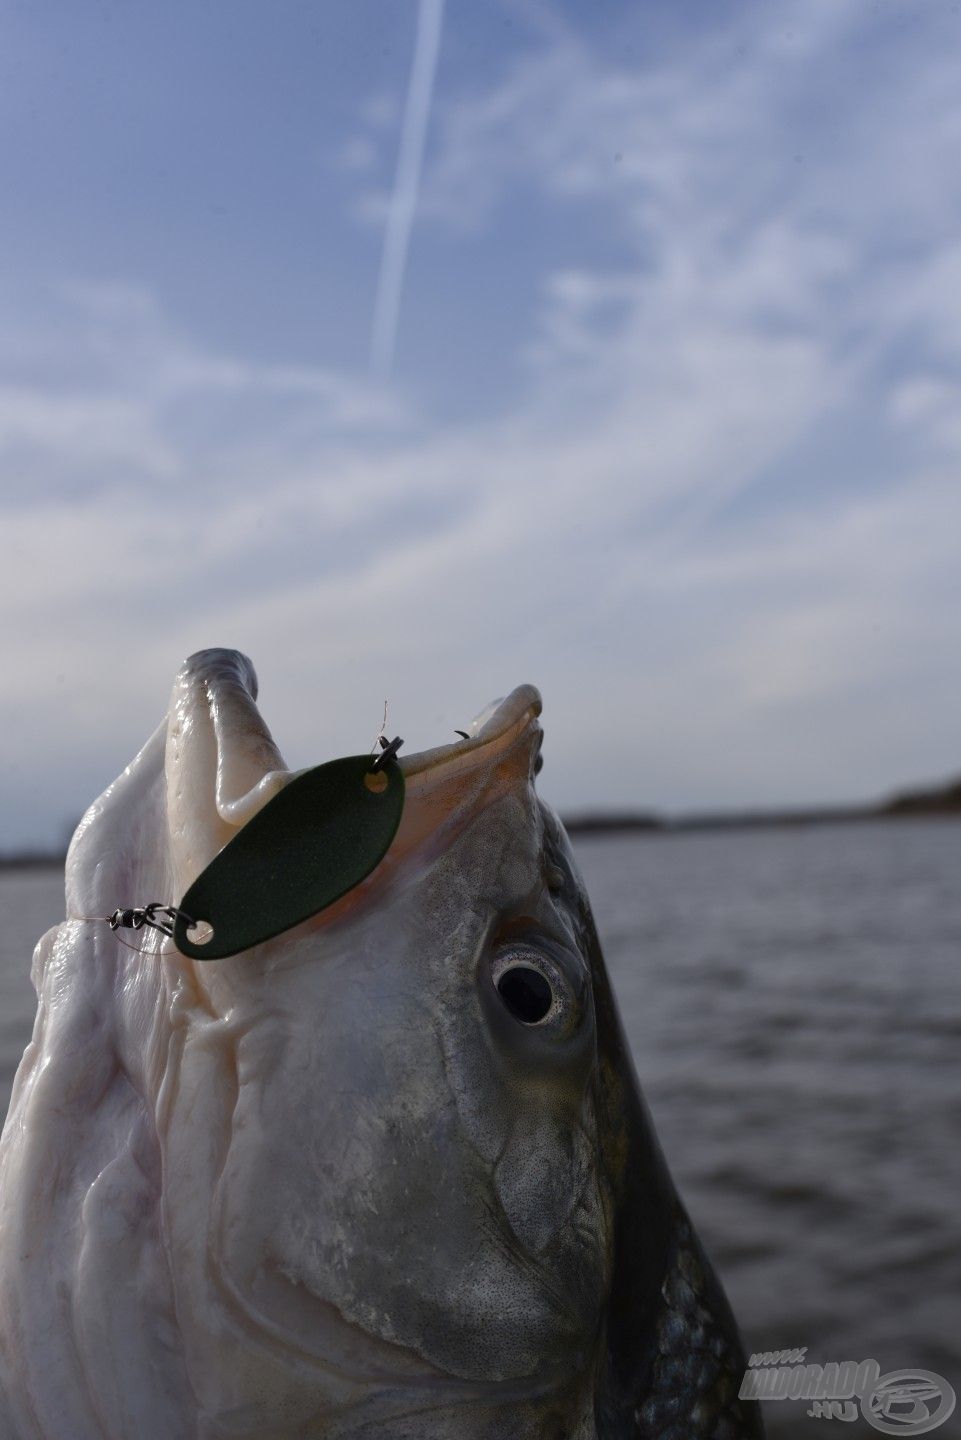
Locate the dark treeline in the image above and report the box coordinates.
[2,776,960,867]
[564,774,961,837]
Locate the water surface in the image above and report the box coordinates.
[1,822,958,1437]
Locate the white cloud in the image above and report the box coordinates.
[0,283,409,483]
[3,1,961,845]
[0,385,176,475]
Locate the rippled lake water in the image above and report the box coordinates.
[2,822,959,1437]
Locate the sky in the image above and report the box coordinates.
[2,0,961,848]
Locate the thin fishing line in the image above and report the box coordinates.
[67,904,198,959]
[106,929,176,960]
[66,916,177,960]
[370,698,389,757]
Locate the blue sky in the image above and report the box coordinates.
[2,0,961,847]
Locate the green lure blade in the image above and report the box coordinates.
[173,755,405,960]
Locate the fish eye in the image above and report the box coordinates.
[496,964,553,1024]
[489,944,581,1033]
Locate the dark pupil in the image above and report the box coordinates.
[496,965,553,1024]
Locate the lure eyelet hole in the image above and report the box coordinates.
[187,920,215,946]
[364,770,389,794]
[495,965,554,1025]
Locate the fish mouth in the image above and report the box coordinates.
[70,654,544,911]
[157,650,543,924]
[400,684,543,795]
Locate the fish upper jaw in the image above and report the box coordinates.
[160,650,542,911]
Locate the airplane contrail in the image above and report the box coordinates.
[370,0,445,380]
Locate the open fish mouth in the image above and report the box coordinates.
[159,649,543,897]
[400,684,543,792]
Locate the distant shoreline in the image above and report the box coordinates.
[0,851,67,871]
[564,774,961,836]
[563,804,961,837]
[2,776,959,867]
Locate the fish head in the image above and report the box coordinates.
[0,648,759,1440]
[159,655,612,1423]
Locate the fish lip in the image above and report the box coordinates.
[399,684,543,791]
[214,1249,583,1402]
[258,687,544,970]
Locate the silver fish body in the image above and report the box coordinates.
[0,650,762,1439]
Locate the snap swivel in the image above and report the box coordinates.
[108,903,195,938]
[370,735,403,772]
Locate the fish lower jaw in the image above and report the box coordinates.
[184,1257,594,1439]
